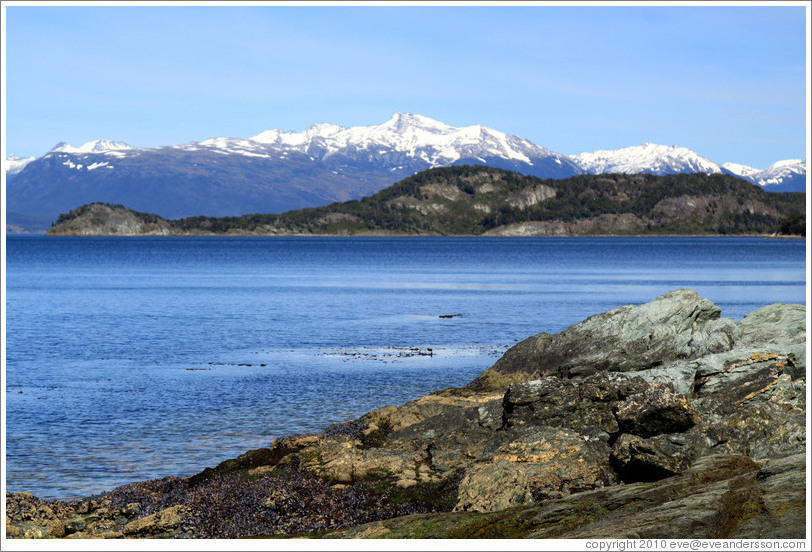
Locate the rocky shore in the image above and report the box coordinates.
[5,290,807,539]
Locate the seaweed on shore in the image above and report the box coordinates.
[100,464,462,538]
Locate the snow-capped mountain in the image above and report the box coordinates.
[721,162,761,181]
[723,159,807,192]
[571,143,806,192]
[169,113,579,177]
[573,143,725,176]
[5,113,806,232]
[753,159,806,186]
[50,139,135,155]
[5,154,36,175]
[245,113,572,169]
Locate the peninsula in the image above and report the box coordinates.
[45,167,806,237]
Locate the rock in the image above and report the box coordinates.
[707,375,806,462]
[503,372,648,438]
[122,502,141,518]
[476,400,503,430]
[693,348,794,397]
[74,501,90,514]
[331,453,808,539]
[454,461,535,512]
[561,455,767,539]
[86,519,119,534]
[613,383,700,438]
[455,426,614,512]
[623,363,697,396]
[473,289,733,388]
[331,454,793,539]
[734,453,807,538]
[122,505,190,536]
[22,527,45,539]
[610,433,686,482]
[63,518,87,534]
[44,519,66,538]
[734,303,806,347]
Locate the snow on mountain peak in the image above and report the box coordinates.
[5,154,37,175]
[769,159,804,169]
[721,162,760,178]
[307,122,344,135]
[381,112,453,133]
[26,115,803,190]
[245,114,550,167]
[573,143,722,176]
[749,159,806,188]
[722,159,805,188]
[51,139,134,154]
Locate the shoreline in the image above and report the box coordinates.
[13,232,808,239]
[5,289,807,539]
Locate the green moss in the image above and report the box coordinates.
[360,416,393,449]
[365,467,393,480]
[445,508,540,539]
[715,476,768,538]
[406,520,443,538]
[547,506,610,536]
[187,447,283,485]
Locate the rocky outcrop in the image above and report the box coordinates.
[472,289,735,388]
[6,289,806,539]
[45,203,175,236]
[482,213,648,237]
[329,454,805,539]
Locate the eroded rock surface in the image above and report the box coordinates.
[330,454,805,539]
[7,289,805,539]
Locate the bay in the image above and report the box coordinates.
[4,236,807,499]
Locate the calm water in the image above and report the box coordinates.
[4,236,807,499]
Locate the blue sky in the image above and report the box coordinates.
[3,3,808,168]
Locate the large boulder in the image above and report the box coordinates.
[472,289,736,388]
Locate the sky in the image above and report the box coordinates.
[2,2,809,169]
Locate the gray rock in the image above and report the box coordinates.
[623,362,697,396]
[502,372,649,438]
[610,433,687,482]
[474,289,734,387]
[614,384,700,438]
[733,453,807,538]
[476,400,504,431]
[734,303,806,347]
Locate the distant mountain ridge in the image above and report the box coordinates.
[49,139,135,155]
[6,113,807,232]
[5,154,36,175]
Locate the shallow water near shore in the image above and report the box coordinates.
[5,236,807,500]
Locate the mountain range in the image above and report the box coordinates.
[5,113,807,233]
